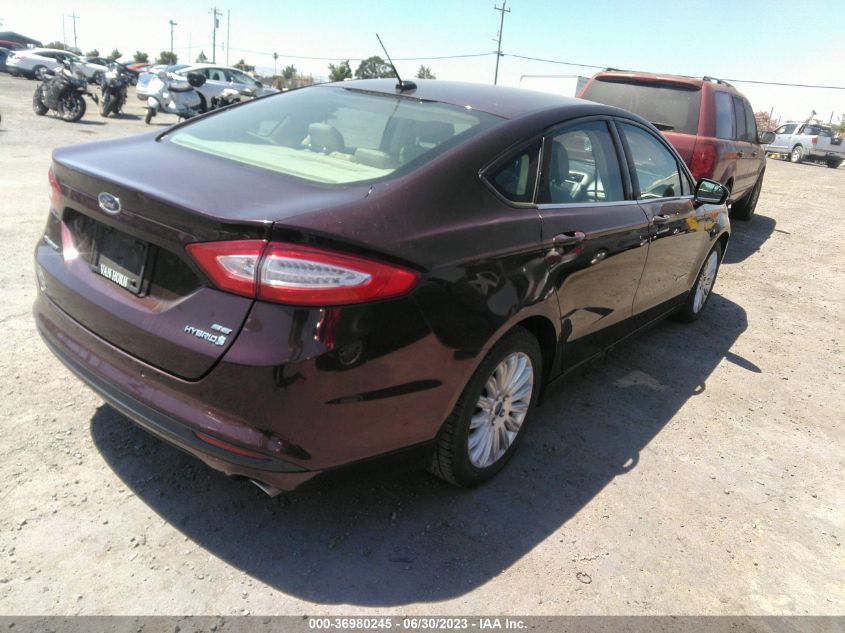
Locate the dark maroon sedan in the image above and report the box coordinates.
[34,79,730,493]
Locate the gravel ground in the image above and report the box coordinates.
[0,73,842,616]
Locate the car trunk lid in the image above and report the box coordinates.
[39,135,345,380]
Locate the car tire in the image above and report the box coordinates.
[790,145,804,163]
[33,66,50,81]
[32,87,48,116]
[826,158,842,169]
[429,327,542,487]
[675,241,723,323]
[730,171,763,222]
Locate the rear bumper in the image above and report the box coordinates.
[34,279,464,491]
[35,291,320,490]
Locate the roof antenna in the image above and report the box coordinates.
[376,33,416,92]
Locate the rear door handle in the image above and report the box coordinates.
[653,214,672,224]
[552,231,585,247]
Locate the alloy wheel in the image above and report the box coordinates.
[693,250,719,314]
[468,351,534,468]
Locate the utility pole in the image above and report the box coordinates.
[273,52,278,75]
[188,33,192,63]
[226,10,230,65]
[209,7,222,63]
[493,0,511,86]
[69,12,80,51]
[492,1,510,85]
[169,20,177,54]
[62,14,67,48]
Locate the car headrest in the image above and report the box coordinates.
[308,123,345,153]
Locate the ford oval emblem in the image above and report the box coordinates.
[98,192,121,215]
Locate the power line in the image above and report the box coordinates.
[505,53,604,70]
[225,46,496,62]
[505,53,845,90]
[721,78,845,90]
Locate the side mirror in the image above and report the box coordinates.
[759,131,776,144]
[694,178,728,206]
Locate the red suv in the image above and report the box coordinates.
[579,71,773,221]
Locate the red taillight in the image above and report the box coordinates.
[690,143,716,180]
[811,136,818,145]
[48,167,61,209]
[185,239,266,297]
[186,240,419,306]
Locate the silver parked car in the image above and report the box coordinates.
[6,48,107,80]
[137,63,277,110]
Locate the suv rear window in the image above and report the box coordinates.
[581,78,701,135]
[803,124,833,137]
[167,86,502,185]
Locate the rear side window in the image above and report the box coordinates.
[714,92,734,139]
[538,121,625,204]
[732,97,748,141]
[581,79,701,135]
[488,140,541,203]
[620,123,683,199]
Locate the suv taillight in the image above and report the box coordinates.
[186,240,419,306]
[811,136,818,145]
[690,143,716,180]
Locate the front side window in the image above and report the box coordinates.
[167,86,502,185]
[743,100,758,143]
[620,123,683,199]
[538,120,625,204]
[775,124,797,135]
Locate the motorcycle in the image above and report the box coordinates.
[99,63,130,118]
[209,86,256,110]
[32,60,98,123]
[143,70,207,124]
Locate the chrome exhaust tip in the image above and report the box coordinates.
[250,479,283,498]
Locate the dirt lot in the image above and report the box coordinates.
[0,72,842,616]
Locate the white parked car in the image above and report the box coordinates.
[6,48,107,81]
[137,63,278,109]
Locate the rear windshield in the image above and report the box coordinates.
[803,124,833,137]
[166,86,502,185]
[581,78,701,135]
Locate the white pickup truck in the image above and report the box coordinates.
[765,121,844,168]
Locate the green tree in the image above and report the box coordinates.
[328,60,352,82]
[157,50,178,65]
[107,48,122,61]
[44,41,66,50]
[133,51,149,63]
[195,50,209,63]
[415,65,435,79]
[234,58,255,72]
[831,114,845,137]
[281,64,296,80]
[354,55,394,79]
[85,48,100,57]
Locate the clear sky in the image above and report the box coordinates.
[2,0,843,122]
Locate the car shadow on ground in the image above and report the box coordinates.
[723,213,776,264]
[91,294,749,606]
